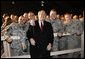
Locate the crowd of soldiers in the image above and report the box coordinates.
[1,9,84,58]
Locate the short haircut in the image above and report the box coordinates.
[64,13,71,17]
[50,9,56,12]
[23,12,28,15]
[28,11,34,14]
[2,13,8,18]
[18,15,24,22]
[50,9,57,15]
[38,10,46,16]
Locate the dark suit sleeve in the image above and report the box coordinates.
[26,25,34,43]
[48,23,54,46]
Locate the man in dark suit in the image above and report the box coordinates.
[27,10,54,58]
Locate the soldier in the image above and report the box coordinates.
[10,14,15,20]
[5,16,30,56]
[63,13,83,58]
[10,14,18,23]
[23,12,29,21]
[59,14,71,58]
[73,15,78,20]
[28,11,36,26]
[23,12,30,31]
[46,9,63,58]
[35,15,38,20]
[2,13,8,23]
[56,14,60,19]
[79,14,84,30]
[1,15,10,31]
[46,15,50,20]
[60,15,65,24]
[14,15,18,23]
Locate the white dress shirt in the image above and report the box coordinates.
[38,20,44,28]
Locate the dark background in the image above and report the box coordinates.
[1,1,85,16]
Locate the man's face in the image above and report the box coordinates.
[73,15,78,20]
[56,14,60,19]
[14,16,18,20]
[50,11,56,20]
[60,17,65,21]
[23,13,28,20]
[79,15,82,18]
[79,17,84,22]
[46,15,49,19]
[18,17,25,25]
[35,15,38,20]
[10,15,15,20]
[38,12,46,21]
[28,13,35,20]
[64,15,71,21]
[5,16,9,20]
[4,16,9,23]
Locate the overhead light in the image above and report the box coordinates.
[41,4,44,6]
[41,1,45,7]
[41,1,44,3]
[12,1,15,4]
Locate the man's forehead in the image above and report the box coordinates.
[50,11,56,14]
[28,13,34,16]
[23,13,28,16]
[65,14,71,17]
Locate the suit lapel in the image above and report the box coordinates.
[36,20,46,32]
[36,20,41,32]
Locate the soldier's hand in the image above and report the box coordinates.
[30,38,36,46]
[5,37,13,43]
[46,43,52,51]
[57,33,63,37]
[22,43,26,48]
[77,31,81,36]
[1,31,5,36]
[22,43,27,51]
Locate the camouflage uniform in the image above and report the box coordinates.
[6,22,30,56]
[58,22,68,58]
[24,20,30,55]
[63,19,83,58]
[1,22,7,31]
[46,19,63,58]
[79,17,84,30]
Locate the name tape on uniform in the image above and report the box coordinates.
[1,36,20,41]
[54,33,71,37]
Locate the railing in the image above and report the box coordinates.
[4,48,81,58]
[1,32,84,58]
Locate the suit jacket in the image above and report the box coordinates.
[27,20,54,50]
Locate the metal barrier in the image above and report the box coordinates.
[1,32,84,58]
[4,48,81,58]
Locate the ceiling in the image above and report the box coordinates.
[1,1,84,16]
